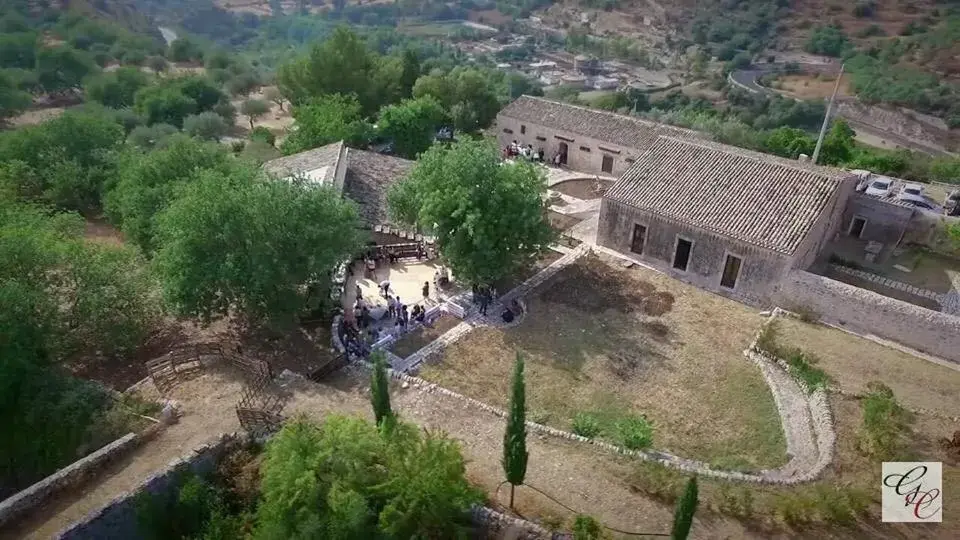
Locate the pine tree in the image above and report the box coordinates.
[370,350,393,426]
[671,476,699,540]
[501,353,528,509]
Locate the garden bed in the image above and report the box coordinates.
[421,252,787,470]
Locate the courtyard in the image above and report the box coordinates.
[419,251,788,471]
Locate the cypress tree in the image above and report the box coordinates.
[501,352,528,509]
[370,350,393,426]
[671,476,699,540]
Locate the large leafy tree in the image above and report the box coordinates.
[83,66,149,108]
[0,70,31,121]
[413,67,502,132]
[255,416,481,539]
[281,94,373,155]
[183,111,228,141]
[277,26,385,115]
[0,109,124,211]
[0,32,38,69]
[105,135,235,253]
[388,139,554,286]
[376,96,448,159]
[36,45,97,93]
[152,168,365,326]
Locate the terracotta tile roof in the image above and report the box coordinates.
[498,95,703,150]
[605,137,852,255]
[343,149,414,226]
[262,141,345,186]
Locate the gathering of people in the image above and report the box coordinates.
[504,140,545,162]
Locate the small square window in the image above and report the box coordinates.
[579,146,591,152]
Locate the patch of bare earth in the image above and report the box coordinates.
[773,74,853,100]
[421,252,786,470]
[7,106,66,127]
[232,86,293,136]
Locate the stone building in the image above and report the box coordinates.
[597,136,856,304]
[262,141,413,228]
[496,95,702,177]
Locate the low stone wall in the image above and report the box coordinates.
[0,433,139,529]
[55,433,245,540]
[778,270,960,364]
[471,506,554,540]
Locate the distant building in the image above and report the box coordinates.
[590,76,620,90]
[496,95,702,176]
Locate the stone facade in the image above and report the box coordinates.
[777,270,960,364]
[598,199,794,305]
[497,114,639,177]
[840,192,914,245]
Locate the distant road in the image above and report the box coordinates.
[158,27,178,46]
[729,64,953,157]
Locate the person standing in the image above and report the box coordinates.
[379,279,391,298]
[422,280,430,301]
[355,283,362,301]
[387,294,396,319]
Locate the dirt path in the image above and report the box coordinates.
[6,372,246,540]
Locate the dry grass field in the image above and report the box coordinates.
[421,252,787,470]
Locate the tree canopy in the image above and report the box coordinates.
[412,67,502,132]
[152,168,365,326]
[388,140,554,285]
[376,96,448,159]
[84,66,150,109]
[254,416,482,539]
[281,94,373,155]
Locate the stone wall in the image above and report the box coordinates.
[777,270,960,364]
[835,101,953,155]
[55,433,245,540]
[0,433,139,529]
[840,193,914,245]
[597,198,790,305]
[496,115,639,177]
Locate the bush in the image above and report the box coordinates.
[754,319,782,357]
[249,126,276,146]
[716,484,754,519]
[183,111,228,141]
[614,415,653,450]
[572,514,605,539]
[852,1,876,17]
[628,461,687,504]
[783,350,830,392]
[773,492,816,526]
[805,25,850,57]
[572,412,602,438]
[857,381,911,460]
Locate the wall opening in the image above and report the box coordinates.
[520,124,526,134]
[630,224,647,255]
[849,216,867,238]
[601,155,614,173]
[673,238,692,271]
[558,142,568,165]
[720,254,742,289]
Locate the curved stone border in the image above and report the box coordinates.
[369,249,836,484]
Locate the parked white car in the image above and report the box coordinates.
[864,177,894,197]
[897,183,924,199]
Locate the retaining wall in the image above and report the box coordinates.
[0,433,139,529]
[55,433,245,540]
[778,270,960,364]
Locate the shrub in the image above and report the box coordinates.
[805,25,850,57]
[754,319,782,357]
[783,349,830,392]
[572,412,602,438]
[572,514,605,540]
[792,305,820,324]
[857,24,885,38]
[249,126,276,146]
[852,1,876,17]
[773,492,816,526]
[716,484,754,519]
[857,381,911,460]
[614,415,654,450]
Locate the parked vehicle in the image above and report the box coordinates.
[897,194,937,211]
[864,177,894,197]
[897,183,924,199]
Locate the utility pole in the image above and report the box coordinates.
[811,63,845,165]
